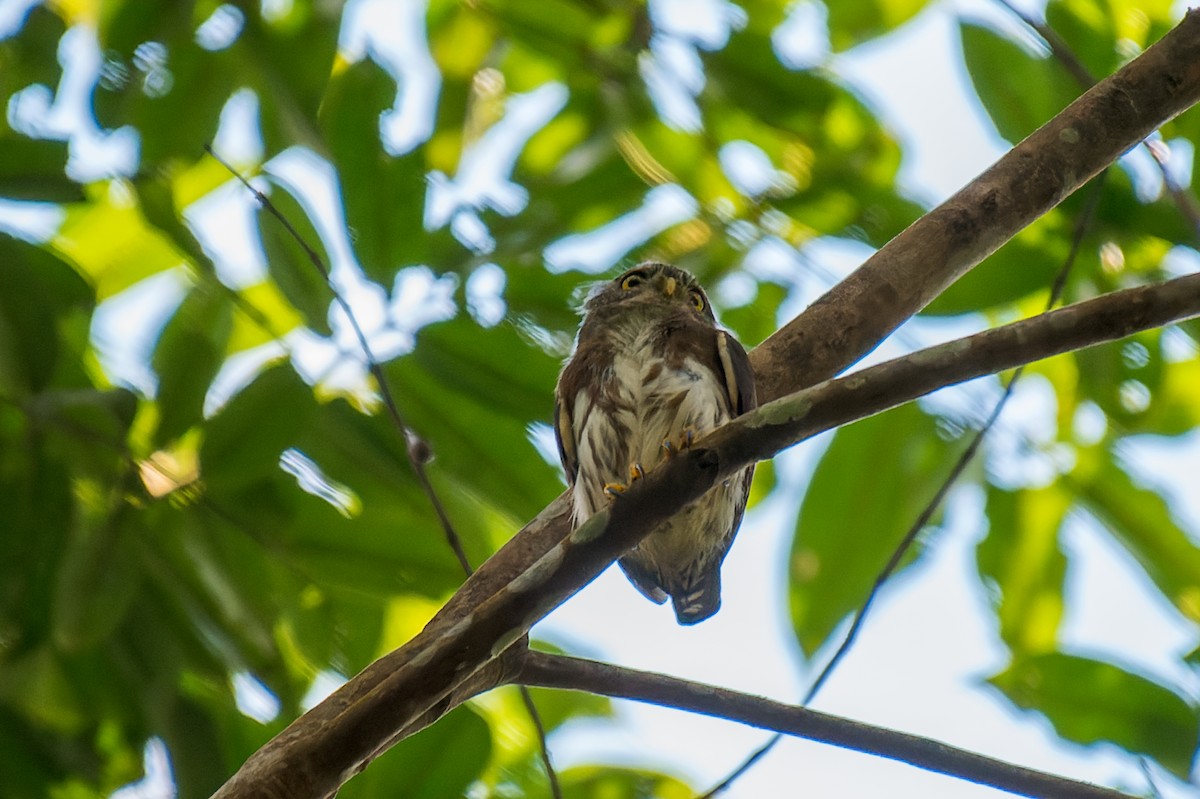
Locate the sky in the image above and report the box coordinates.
[3,0,1199,797]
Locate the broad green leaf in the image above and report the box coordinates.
[558,766,693,799]
[960,21,1080,143]
[1044,0,1119,79]
[0,4,66,137]
[386,316,563,521]
[55,186,190,301]
[1073,453,1200,623]
[93,5,238,168]
[977,484,1069,654]
[789,403,956,657]
[152,281,234,445]
[30,387,139,481]
[226,280,305,353]
[319,57,441,283]
[254,176,333,335]
[199,364,481,598]
[52,501,144,653]
[242,0,344,157]
[989,652,1199,778]
[0,135,83,202]
[827,0,931,52]
[339,706,492,799]
[0,235,94,395]
[0,437,74,653]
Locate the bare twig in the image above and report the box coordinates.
[518,651,1134,799]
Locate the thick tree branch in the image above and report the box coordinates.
[749,8,1200,400]
[213,11,1200,798]
[517,651,1134,799]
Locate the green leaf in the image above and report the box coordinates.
[0,235,94,396]
[254,177,333,335]
[977,484,1069,654]
[242,0,344,157]
[989,652,1199,778]
[339,706,492,799]
[386,316,564,521]
[52,503,144,653]
[558,766,693,799]
[789,403,956,657]
[200,363,318,493]
[0,4,66,136]
[319,58,440,283]
[152,281,234,445]
[93,5,238,168]
[826,0,931,52]
[1073,452,1200,624]
[960,21,1080,143]
[199,364,479,599]
[0,136,83,202]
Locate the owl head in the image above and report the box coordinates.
[582,262,717,324]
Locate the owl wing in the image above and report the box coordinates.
[715,329,757,416]
[553,380,578,486]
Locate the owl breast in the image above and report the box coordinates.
[569,328,731,524]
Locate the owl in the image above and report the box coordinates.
[554,262,757,625]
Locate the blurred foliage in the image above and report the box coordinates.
[0,0,1197,796]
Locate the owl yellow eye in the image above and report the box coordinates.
[689,290,705,312]
[620,272,645,290]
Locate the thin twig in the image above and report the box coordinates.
[204,144,562,797]
[203,144,473,577]
[518,685,563,799]
[699,173,1109,798]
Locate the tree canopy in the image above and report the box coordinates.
[1,1,1199,797]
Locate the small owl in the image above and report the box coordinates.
[554,262,757,625]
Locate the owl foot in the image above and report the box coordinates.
[603,463,645,500]
[660,427,696,458]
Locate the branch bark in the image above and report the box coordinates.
[517,651,1134,799]
[213,10,1200,798]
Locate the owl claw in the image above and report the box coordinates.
[604,463,645,501]
[660,428,696,458]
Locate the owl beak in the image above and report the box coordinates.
[661,276,677,297]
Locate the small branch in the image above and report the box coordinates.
[517,651,1134,799]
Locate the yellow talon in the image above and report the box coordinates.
[603,482,628,499]
[629,463,645,482]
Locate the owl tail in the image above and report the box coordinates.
[618,557,723,625]
[670,569,721,626]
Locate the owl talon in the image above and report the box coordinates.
[603,482,628,500]
[604,463,644,500]
[661,428,696,457]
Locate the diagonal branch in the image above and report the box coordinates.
[516,651,1134,799]
[213,11,1200,798]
